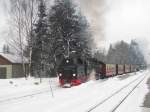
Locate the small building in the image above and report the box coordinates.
[0,53,29,78]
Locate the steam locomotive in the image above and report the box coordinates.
[57,57,143,87]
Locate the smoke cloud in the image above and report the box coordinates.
[75,0,106,49]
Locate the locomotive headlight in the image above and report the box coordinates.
[66,60,69,63]
[59,73,62,76]
[73,73,76,76]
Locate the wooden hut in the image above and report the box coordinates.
[0,53,29,78]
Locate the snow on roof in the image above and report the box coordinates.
[0,53,29,64]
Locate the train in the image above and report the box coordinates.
[57,57,145,87]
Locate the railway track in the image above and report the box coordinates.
[0,85,60,104]
[87,72,148,112]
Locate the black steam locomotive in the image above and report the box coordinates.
[57,57,144,87]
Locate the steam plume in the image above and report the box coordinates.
[75,0,106,49]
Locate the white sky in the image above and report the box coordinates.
[75,0,150,52]
[0,0,8,48]
[105,0,150,43]
[0,0,150,61]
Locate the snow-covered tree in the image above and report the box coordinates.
[31,0,48,81]
[47,0,92,75]
[114,41,130,64]
[129,40,146,65]
[106,44,116,64]
[106,40,146,65]
[93,48,106,62]
[8,0,39,78]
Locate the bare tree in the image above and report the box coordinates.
[7,0,38,78]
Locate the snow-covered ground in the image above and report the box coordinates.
[0,70,149,112]
[0,77,59,101]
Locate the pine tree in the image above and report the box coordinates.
[3,45,7,53]
[107,44,115,63]
[129,40,146,65]
[106,40,146,65]
[49,0,91,57]
[47,0,92,75]
[3,44,10,54]
[114,41,130,64]
[31,0,48,80]
[106,41,130,64]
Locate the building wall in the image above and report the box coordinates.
[12,64,24,78]
[0,65,12,78]
[0,64,29,78]
[0,55,29,78]
[12,64,29,78]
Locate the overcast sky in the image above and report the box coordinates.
[0,0,9,48]
[0,0,150,61]
[76,0,150,62]
[105,0,150,62]
[105,0,150,43]
[75,0,150,50]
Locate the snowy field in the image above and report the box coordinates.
[0,70,149,112]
